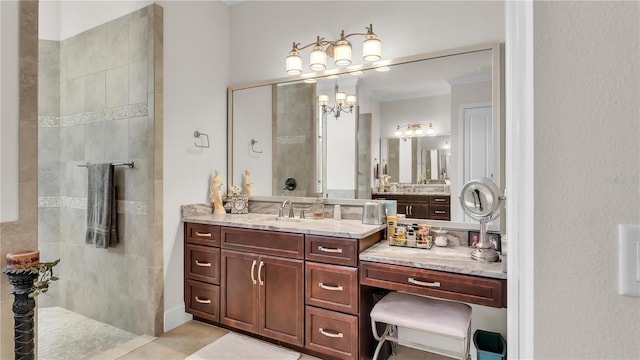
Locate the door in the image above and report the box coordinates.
[462,105,493,222]
[220,250,259,333]
[258,255,304,346]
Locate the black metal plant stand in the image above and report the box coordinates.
[3,268,38,360]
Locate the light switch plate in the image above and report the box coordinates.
[619,224,640,297]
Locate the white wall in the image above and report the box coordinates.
[229,1,505,84]
[533,1,640,358]
[379,95,451,139]
[159,0,230,331]
[0,0,19,222]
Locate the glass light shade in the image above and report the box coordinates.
[394,127,402,137]
[362,37,382,62]
[335,92,347,104]
[286,53,302,75]
[346,95,357,106]
[310,46,327,71]
[375,66,390,72]
[405,129,412,136]
[415,127,423,135]
[333,40,352,66]
[318,95,329,106]
[303,78,317,83]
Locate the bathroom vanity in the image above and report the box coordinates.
[182,209,505,360]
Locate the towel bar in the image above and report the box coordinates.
[77,161,134,168]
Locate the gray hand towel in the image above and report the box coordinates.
[85,163,118,248]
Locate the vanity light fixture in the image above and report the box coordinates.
[394,123,436,139]
[286,24,382,75]
[319,82,356,119]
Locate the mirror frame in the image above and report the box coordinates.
[227,42,503,231]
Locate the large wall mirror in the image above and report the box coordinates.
[228,42,503,226]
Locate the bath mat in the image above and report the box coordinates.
[185,332,300,360]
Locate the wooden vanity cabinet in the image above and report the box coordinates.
[184,223,221,322]
[220,227,305,347]
[304,232,382,360]
[373,194,450,220]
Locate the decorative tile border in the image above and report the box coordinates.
[277,135,306,145]
[38,196,148,215]
[38,196,61,208]
[38,116,60,128]
[37,102,148,128]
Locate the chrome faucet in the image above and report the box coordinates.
[281,199,294,218]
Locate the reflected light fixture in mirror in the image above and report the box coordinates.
[285,24,382,75]
[319,82,356,119]
[394,123,436,138]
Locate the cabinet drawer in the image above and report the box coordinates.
[305,306,358,360]
[305,235,358,267]
[186,245,220,284]
[360,261,506,308]
[306,262,358,315]
[186,279,219,323]
[221,227,304,259]
[186,223,220,247]
[429,205,450,221]
[430,195,450,205]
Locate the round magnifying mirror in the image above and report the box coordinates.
[459,178,505,262]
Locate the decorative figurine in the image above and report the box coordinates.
[210,170,226,214]
[243,169,251,196]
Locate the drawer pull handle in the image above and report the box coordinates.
[195,232,211,237]
[319,282,343,291]
[434,198,446,202]
[434,210,446,214]
[250,260,257,285]
[194,296,211,304]
[258,261,264,286]
[408,278,441,287]
[318,246,343,254]
[319,328,344,338]
[195,260,211,267]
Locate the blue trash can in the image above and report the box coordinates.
[473,330,506,360]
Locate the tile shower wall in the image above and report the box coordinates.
[37,5,163,335]
[274,82,316,197]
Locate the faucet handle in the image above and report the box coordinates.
[300,209,305,219]
[278,208,284,217]
[289,203,295,218]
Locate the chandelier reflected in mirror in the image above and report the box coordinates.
[394,123,436,140]
[319,82,356,119]
[286,24,382,75]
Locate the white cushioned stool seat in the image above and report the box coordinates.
[370,291,472,360]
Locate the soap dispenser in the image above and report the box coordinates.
[311,193,325,219]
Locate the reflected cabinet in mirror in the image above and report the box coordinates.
[228,42,503,225]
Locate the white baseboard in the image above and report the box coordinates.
[164,304,193,332]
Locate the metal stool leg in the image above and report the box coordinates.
[372,323,390,360]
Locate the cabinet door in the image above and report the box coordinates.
[220,250,259,333]
[396,202,410,216]
[258,254,304,346]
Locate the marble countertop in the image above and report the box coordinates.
[360,240,506,279]
[182,212,386,239]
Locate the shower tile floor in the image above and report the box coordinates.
[37,306,153,360]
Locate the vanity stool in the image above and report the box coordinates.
[370,291,472,360]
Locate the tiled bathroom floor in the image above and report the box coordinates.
[37,307,143,359]
[37,308,452,360]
